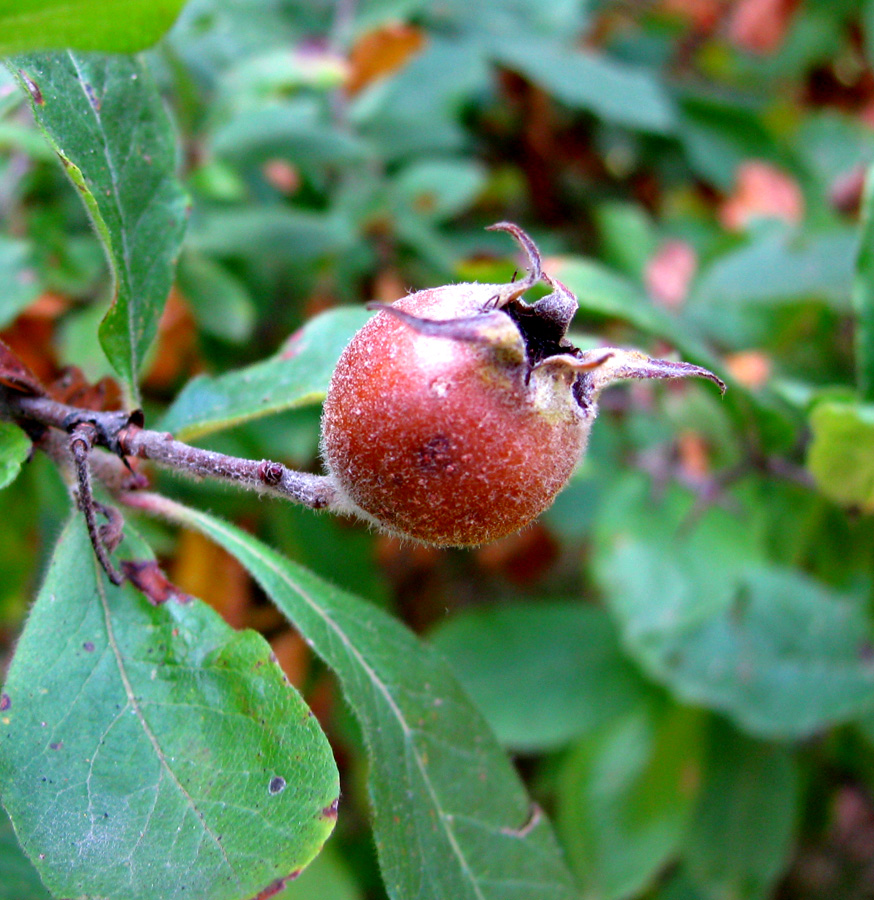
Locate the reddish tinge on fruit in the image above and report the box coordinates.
[321,223,724,547]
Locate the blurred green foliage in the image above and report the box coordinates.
[2,0,874,898]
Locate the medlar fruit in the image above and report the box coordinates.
[321,223,724,547]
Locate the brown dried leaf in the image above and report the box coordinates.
[141,287,201,392]
[47,367,123,411]
[262,159,301,195]
[269,629,311,689]
[677,430,712,480]
[475,524,559,585]
[346,23,426,95]
[0,337,46,396]
[830,165,868,215]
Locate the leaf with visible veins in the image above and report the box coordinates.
[0,517,339,900]
[10,52,188,401]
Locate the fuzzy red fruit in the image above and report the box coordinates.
[321,224,724,547]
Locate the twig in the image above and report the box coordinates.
[69,422,125,585]
[4,392,344,512]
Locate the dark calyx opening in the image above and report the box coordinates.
[503,297,592,410]
[503,299,580,367]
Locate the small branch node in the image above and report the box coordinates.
[258,460,285,486]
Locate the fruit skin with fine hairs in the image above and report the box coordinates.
[321,223,724,547]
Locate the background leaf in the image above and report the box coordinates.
[594,481,874,738]
[0,238,41,329]
[807,399,874,510]
[684,720,799,900]
[11,52,188,400]
[175,252,256,344]
[0,0,185,56]
[0,422,30,491]
[159,499,581,900]
[0,809,51,900]
[430,601,650,752]
[0,517,339,900]
[687,229,857,345]
[551,257,722,369]
[854,164,874,400]
[187,207,353,264]
[551,256,795,449]
[490,34,676,134]
[556,699,704,900]
[274,845,362,900]
[160,306,372,440]
[210,102,371,175]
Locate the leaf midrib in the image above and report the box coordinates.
[186,508,489,900]
[68,51,138,378]
[93,556,238,883]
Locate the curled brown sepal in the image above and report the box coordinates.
[485,221,543,302]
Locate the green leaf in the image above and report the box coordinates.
[390,158,487,222]
[210,103,370,174]
[0,808,51,900]
[863,0,874,70]
[176,252,256,344]
[684,227,859,354]
[0,422,31,491]
[678,94,786,190]
[594,202,659,281]
[161,500,581,900]
[652,869,708,900]
[594,486,874,738]
[0,237,41,329]
[11,52,188,400]
[349,37,488,160]
[807,399,874,511]
[854,165,874,400]
[218,48,348,105]
[0,0,185,56]
[690,228,856,316]
[430,602,650,752]
[187,207,353,263]
[273,844,362,900]
[160,306,373,440]
[796,113,874,200]
[491,35,676,134]
[0,517,339,900]
[684,721,799,900]
[555,700,704,900]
